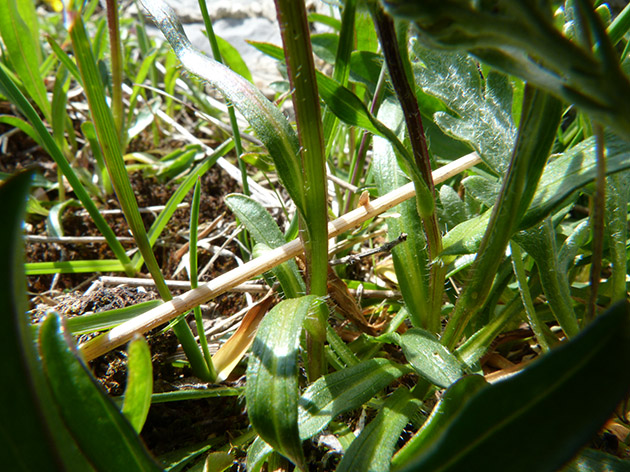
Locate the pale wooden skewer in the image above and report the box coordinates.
[79,152,481,360]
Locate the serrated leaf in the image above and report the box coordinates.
[122,335,153,434]
[336,387,422,472]
[412,45,516,175]
[39,312,163,471]
[246,296,317,469]
[395,301,630,472]
[298,358,411,440]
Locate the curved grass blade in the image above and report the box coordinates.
[0,65,134,275]
[246,436,274,472]
[0,0,50,121]
[336,387,422,472]
[122,335,153,434]
[65,300,163,335]
[25,259,126,275]
[298,358,412,440]
[246,296,317,470]
[0,171,66,470]
[395,301,630,472]
[139,0,305,214]
[39,312,163,471]
[68,13,169,296]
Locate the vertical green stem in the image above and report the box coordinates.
[369,4,444,332]
[510,242,552,352]
[585,123,606,324]
[197,0,249,196]
[274,0,329,380]
[190,179,217,379]
[105,0,123,143]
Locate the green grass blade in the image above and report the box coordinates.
[246,296,317,470]
[336,387,422,472]
[122,335,153,434]
[0,171,66,470]
[139,0,306,214]
[25,259,126,275]
[69,13,169,295]
[395,301,630,472]
[297,358,412,440]
[0,0,50,121]
[39,313,164,471]
[65,300,163,335]
[0,66,134,274]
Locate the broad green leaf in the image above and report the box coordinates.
[246,296,317,469]
[0,0,50,121]
[139,0,306,215]
[337,387,422,472]
[39,312,163,471]
[391,375,488,469]
[122,335,153,434]
[412,46,516,175]
[372,98,432,329]
[298,358,412,440]
[310,32,339,65]
[382,328,464,388]
[438,184,467,229]
[396,301,630,472]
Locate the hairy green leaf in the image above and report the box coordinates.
[298,358,411,440]
[246,296,317,469]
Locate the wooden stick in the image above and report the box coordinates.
[79,152,481,360]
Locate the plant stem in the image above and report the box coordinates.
[370,4,444,332]
[274,0,329,379]
[585,123,606,324]
[105,0,124,144]
[196,0,249,196]
[79,153,480,361]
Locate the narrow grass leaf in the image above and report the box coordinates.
[0,114,43,147]
[396,301,630,472]
[0,172,68,470]
[0,63,134,274]
[372,98,432,330]
[0,0,50,121]
[246,437,274,472]
[246,296,318,469]
[66,300,163,335]
[336,388,422,472]
[139,0,305,214]
[39,312,163,471]
[122,335,153,434]
[298,358,412,440]
[25,259,126,275]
